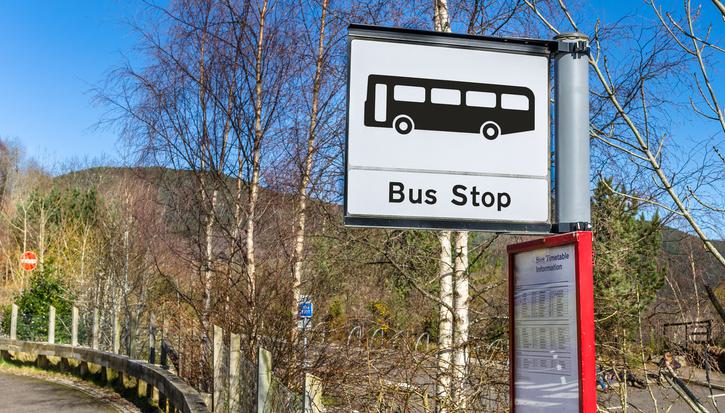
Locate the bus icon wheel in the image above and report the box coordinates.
[394,115,414,135]
[481,121,501,140]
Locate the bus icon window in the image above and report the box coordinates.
[364,74,535,140]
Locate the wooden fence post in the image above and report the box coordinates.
[229,333,241,413]
[48,306,55,344]
[213,325,224,412]
[128,315,136,358]
[113,309,121,354]
[10,303,17,340]
[148,313,159,406]
[304,373,323,413]
[71,306,79,346]
[149,313,156,364]
[92,308,100,350]
[257,347,272,413]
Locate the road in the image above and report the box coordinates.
[0,371,119,413]
[598,380,725,412]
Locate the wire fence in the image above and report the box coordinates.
[237,354,258,411]
[214,329,304,413]
[269,375,303,412]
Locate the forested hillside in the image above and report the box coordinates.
[1,165,722,390]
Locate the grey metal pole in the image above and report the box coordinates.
[554,32,591,233]
[303,318,309,369]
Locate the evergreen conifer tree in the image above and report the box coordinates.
[591,178,665,347]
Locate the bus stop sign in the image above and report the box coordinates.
[345,25,553,233]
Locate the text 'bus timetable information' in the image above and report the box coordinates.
[513,244,579,411]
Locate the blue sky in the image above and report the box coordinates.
[0,1,149,169]
[0,0,721,172]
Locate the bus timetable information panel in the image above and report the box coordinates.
[345,25,552,232]
[508,232,596,413]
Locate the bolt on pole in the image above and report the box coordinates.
[554,32,591,233]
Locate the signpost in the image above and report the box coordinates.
[507,231,595,412]
[298,295,313,369]
[20,251,37,271]
[345,25,553,233]
[344,24,594,412]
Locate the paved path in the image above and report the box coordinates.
[0,371,119,412]
[598,367,725,413]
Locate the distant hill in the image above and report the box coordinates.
[54,167,725,332]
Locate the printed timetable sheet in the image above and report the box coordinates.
[513,243,579,412]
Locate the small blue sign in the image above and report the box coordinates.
[298,298,313,318]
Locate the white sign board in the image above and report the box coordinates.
[345,25,552,232]
[513,244,579,411]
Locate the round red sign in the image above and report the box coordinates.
[20,251,37,271]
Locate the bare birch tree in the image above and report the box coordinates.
[523,0,725,268]
[432,2,472,410]
[244,0,270,349]
[291,0,330,338]
[432,2,455,411]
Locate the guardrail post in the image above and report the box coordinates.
[92,308,100,350]
[48,306,56,344]
[103,366,117,385]
[229,333,241,413]
[37,354,49,369]
[71,306,79,346]
[137,378,148,399]
[304,373,323,413]
[79,360,89,377]
[10,303,17,340]
[257,347,272,413]
[213,325,224,412]
[159,385,168,413]
[59,356,71,373]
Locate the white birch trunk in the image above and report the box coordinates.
[246,0,269,347]
[202,189,217,328]
[196,28,216,375]
[436,230,453,412]
[436,0,452,32]
[434,3,454,411]
[452,231,469,410]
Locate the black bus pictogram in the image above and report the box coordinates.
[363,74,535,140]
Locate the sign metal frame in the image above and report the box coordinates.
[344,24,556,234]
[507,231,596,412]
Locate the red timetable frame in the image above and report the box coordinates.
[507,231,596,412]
